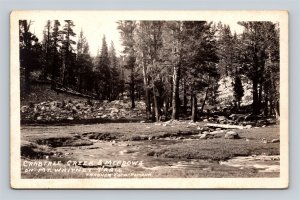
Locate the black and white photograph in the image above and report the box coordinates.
[10,10,288,189]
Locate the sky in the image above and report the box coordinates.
[29,19,244,57]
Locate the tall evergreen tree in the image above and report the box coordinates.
[183,21,219,121]
[232,75,244,109]
[19,20,42,95]
[61,20,76,86]
[76,29,93,93]
[239,21,279,115]
[50,20,63,88]
[161,21,185,120]
[41,20,52,79]
[135,21,164,121]
[96,35,111,100]
[108,41,123,100]
[117,20,137,108]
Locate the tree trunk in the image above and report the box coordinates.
[130,67,135,109]
[264,99,269,117]
[237,101,240,110]
[200,86,210,116]
[153,86,160,122]
[171,65,180,120]
[145,86,151,119]
[183,79,187,114]
[130,83,135,109]
[274,100,280,120]
[258,82,263,109]
[191,93,197,122]
[142,57,152,119]
[252,77,259,115]
[164,97,169,121]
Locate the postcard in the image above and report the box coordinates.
[10,10,288,189]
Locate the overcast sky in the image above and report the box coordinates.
[29,20,244,57]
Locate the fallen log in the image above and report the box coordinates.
[206,123,245,130]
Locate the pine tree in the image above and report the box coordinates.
[161,21,185,120]
[96,35,111,100]
[41,20,52,79]
[117,20,137,108]
[108,41,122,100]
[239,21,279,115]
[50,20,62,88]
[76,29,93,93]
[183,21,219,121]
[61,20,76,86]
[232,75,244,109]
[19,20,42,95]
[135,21,164,121]
[217,24,234,76]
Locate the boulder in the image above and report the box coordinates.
[37,116,42,121]
[67,116,74,120]
[200,133,209,139]
[201,127,210,131]
[245,124,252,129]
[224,131,240,139]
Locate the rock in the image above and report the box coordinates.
[140,120,145,123]
[101,114,107,118]
[188,121,197,126]
[224,131,240,139]
[202,127,210,131]
[216,128,222,131]
[50,105,57,111]
[211,130,223,134]
[208,117,215,121]
[37,116,42,121]
[245,124,252,129]
[72,106,78,114]
[202,131,209,135]
[200,133,208,139]
[111,108,119,113]
[271,138,280,143]
[98,107,104,110]
[67,116,74,120]
[148,136,153,140]
[262,138,268,143]
[21,99,149,123]
[203,119,208,122]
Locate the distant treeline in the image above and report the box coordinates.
[19,20,280,122]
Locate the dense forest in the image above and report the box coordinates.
[19,20,280,122]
